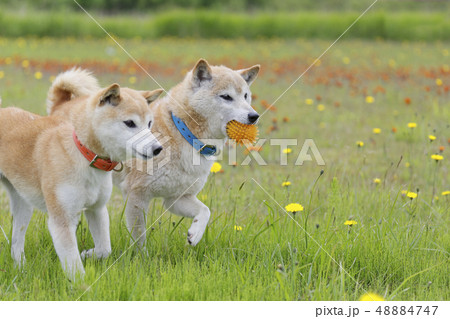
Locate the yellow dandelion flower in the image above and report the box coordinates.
[305,98,314,105]
[21,60,29,68]
[359,292,385,301]
[435,78,443,86]
[342,57,350,64]
[365,96,374,104]
[211,162,222,173]
[5,57,12,65]
[0,71,4,79]
[285,203,304,213]
[373,178,381,184]
[282,148,292,154]
[281,181,291,187]
[34,71,42,80]
[234,225,243,231]
[356,141,364,147]
[405,162,411,168]
[317,104,325,111]
[407,192,418,199]
[344,220,357,226]
[431,154,443,161]
[373,128,381,134]
[128,76,137,84]
[441,191,450,196]
[210,162,222,173]
[428,135,436,141]
[407,122,417,128]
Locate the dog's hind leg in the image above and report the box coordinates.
[81,205,111,260]
[125,190,151,248]
[164,195,211,246]
[0,177,33,267]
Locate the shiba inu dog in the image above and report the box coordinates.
[0,68,163,279]
[47,60,260,248]
[115,59,260,247]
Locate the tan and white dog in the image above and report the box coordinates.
[48,60,260,248]
[0,69,163,279]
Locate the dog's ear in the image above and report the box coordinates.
[238,65,260,86]
[100,84,121,106]
[142,89,164,104]
[192,59,212,85]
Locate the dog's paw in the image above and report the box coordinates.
[80,249,94,260]
[81,248,110,260]
[12,253,26,269]
[187,226,205,246]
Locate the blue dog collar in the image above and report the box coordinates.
[171,112,217,156]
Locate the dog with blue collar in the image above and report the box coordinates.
[114,58,260,247]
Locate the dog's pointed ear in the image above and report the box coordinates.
[142,88,164,104]
[100,84,121,106]
[192,59,212,85]
[238,65,260,86]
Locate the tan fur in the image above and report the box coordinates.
[0,76,163,279]
[47,68,100,115]
[114,59,260,246]
[47,59,260,248]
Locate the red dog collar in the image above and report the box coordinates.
[73,131,120,172]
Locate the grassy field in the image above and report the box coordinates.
[0,37,449,300]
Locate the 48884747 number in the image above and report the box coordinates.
[376,306,438,316]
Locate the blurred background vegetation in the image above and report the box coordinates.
[0,0,448,40]
[2,0,449,12]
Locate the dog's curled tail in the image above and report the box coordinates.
[46,67,100,115]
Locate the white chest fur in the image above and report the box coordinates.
[56,169,112,213]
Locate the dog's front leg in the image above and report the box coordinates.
[47,211,84,281]
[81,205,111,260]
[165,195,211,246]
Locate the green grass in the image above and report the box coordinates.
[0,10,449,41]
[0,37,449,300]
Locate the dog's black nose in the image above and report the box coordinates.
[248,112,260,124]
[153,146,163,156]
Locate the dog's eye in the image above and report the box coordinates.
[148,121,152,128]
[244,93,248,99]
[220,94,233,101]
[124,120,136,128]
